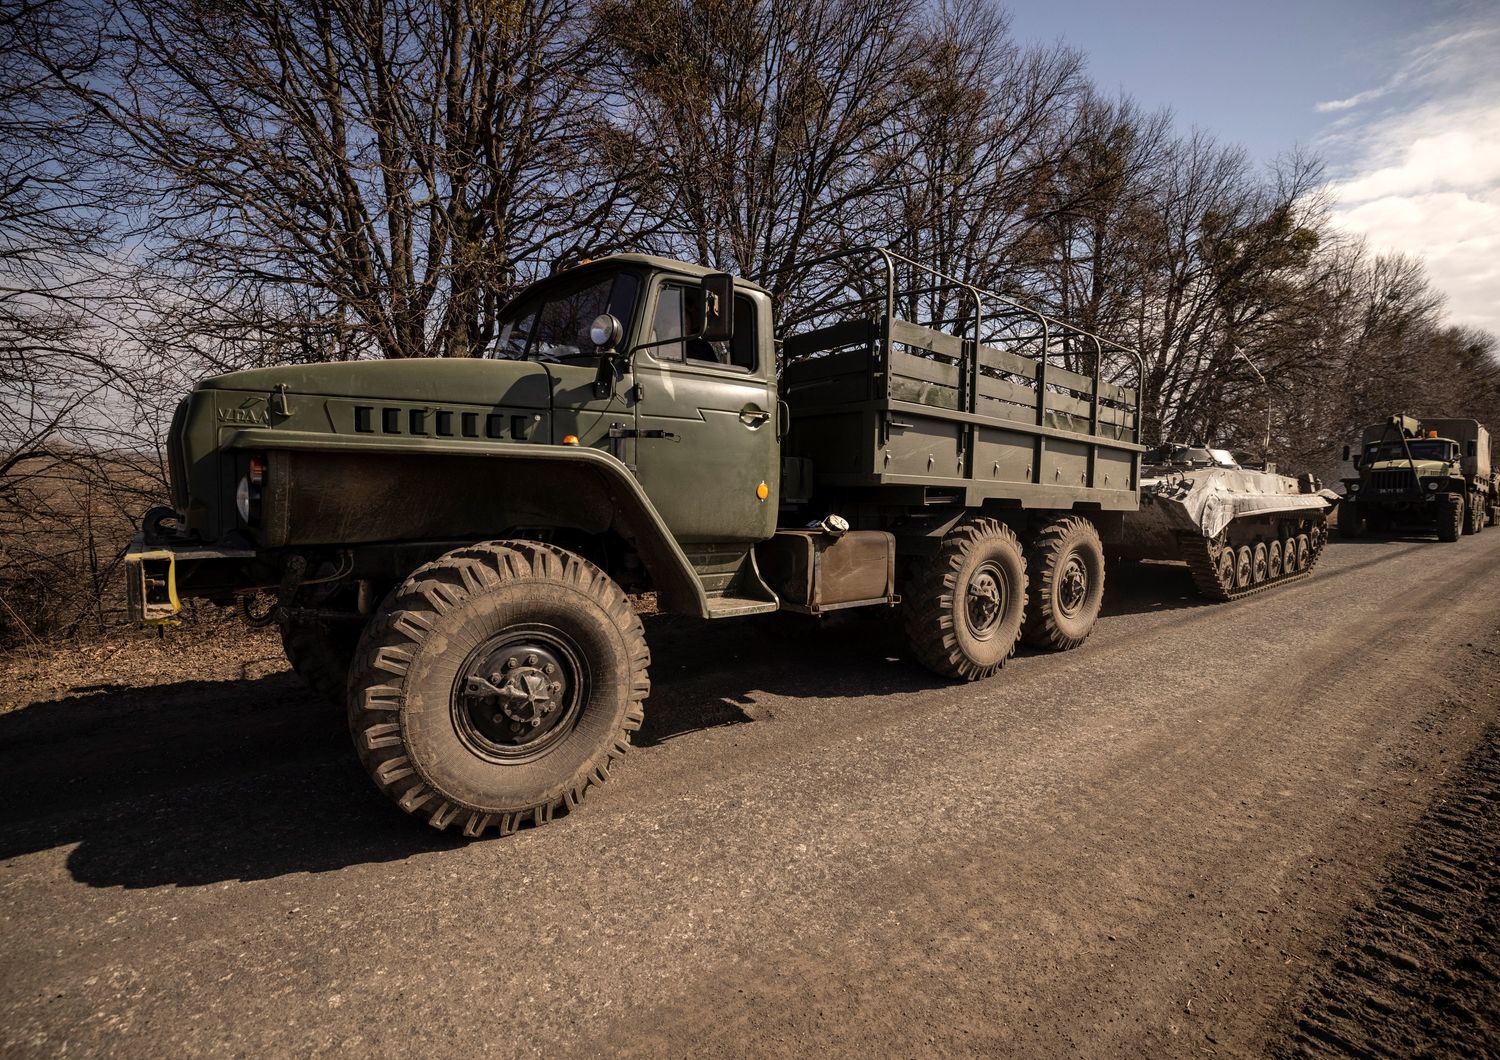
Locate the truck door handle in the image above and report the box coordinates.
[740,406,771,428]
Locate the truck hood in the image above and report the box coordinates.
[1365,459,1454,475]
[198,358,554,408]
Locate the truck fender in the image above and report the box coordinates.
[228,432,711,617]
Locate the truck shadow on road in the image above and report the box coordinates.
[0,562,1223,889]
[0,619,940,888]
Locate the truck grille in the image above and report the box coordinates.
[1370,468,1418,492]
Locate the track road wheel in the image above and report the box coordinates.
[1295,533,1311,572]
[1251,542,1269,584]
[1234,545,1253,589]
[1267,539,1283,580]
[904,517,1027,680]
[347,541,649,836]
[1213,546,1236,591]
[1021,517,1105,652]
[1437,494,1463,542]
[1338,500,1364,538]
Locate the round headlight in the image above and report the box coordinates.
[1427,480,1440,492]
[589,313,621,348]
[236,476,252,520]
[1348,482,1360,492]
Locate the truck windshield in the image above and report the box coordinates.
[1365,441,1453,461]
[492,270,640,365]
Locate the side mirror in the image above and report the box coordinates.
[590,313,623,398]
[698,273,735,343]
[1341,444,1350,461]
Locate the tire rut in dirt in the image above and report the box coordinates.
[1273,728,1500,1058]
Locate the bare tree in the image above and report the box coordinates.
[47,0,651,361]
[596,0,924,319]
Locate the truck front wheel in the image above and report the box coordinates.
[1437,494,1464,542]
[904,517,1027,681]
[281,615,362,708]
[1021,516,1105,651]
[347,541,649,836]
[1338,500,1364,538]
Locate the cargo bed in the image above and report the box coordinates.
[778,247,1144,511]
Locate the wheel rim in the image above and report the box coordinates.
[451,624,588,763]
[1215,549,1235,588]
[1252,544,1268,584]
[1236,547,1252,588]
[1268,542,1282,579]
[1055,554,1089,619]
[965,561,1008,640]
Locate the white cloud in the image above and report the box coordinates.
[1322,14,1500,335]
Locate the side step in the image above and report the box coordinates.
[704,595,780,619]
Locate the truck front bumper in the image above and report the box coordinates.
[123,536,258,623]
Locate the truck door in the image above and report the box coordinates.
[630,279,778,544]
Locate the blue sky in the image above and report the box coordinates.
[1006,0,1500,334]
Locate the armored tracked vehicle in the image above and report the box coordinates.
[1110,444,1335,599]
[125,245,1156,835]
[1339,415,1496,541]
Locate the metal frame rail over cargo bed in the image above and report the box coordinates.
[775,246,1145,512]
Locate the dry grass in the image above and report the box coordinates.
[0,612,283,712]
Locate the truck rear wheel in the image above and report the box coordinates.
[347,541,649,836]
[1464,492,1483,535]
[1021,516,1104,651]
[1437,494,1463,542]
[904,517,1027,680]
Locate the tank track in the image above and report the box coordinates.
[1179,526,1328,602]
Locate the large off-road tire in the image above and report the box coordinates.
[1436,494,1463,542]
[347,541,649,836]
[903,517,1027,681]
[1338,500,1365,538]
[1463,492,1483,535]
[281,616,363,708]
[1020,516,1105,651]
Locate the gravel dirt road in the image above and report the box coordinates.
[2,531,1497,1057]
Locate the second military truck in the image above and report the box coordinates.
[125,246,1311,836]
[1339,414,1496,541]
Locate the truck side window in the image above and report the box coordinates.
[650,283,756,372]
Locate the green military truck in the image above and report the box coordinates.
[126,246,1145,835]
[1338,414,1496,541]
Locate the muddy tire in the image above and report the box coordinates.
[1463,492,1482,535]
[903,517,1027,681]
[281,616,363,708]
[347,541,649,836]
[1020,517,1105,651]
[1437,494,1463,542]
[1338,500,1364,538]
